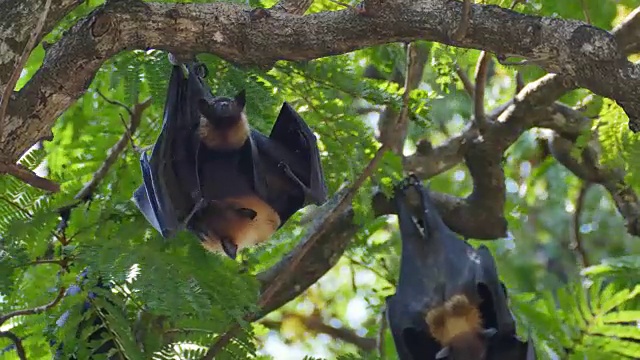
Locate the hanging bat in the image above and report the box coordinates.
[132,59,327,259]
[385,175,535,360]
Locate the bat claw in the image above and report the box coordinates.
[481,327,498,338]
[435,346,449,359]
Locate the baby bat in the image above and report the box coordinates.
[132,59,327,258]
[385,175,535,360]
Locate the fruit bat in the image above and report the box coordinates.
[385,175,535,360]
[132,60,327,259]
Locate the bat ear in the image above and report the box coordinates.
[234,89,246,110]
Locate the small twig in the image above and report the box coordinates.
[473,51,491,132]
[96,90,134,117]
[580,0,591,24]
[0,287,66,326]
[454,64,474,98]
[570,183,592,267]
[0,162,60,193]
[24,259,65,267]
[261,313,376,351]
[347,256,395,286]
[74,97,151,201]
[0,331,27,360]
[452,0,472,41]
[377,306,388,359]
[0,195,33,218]
[0,0,52,125]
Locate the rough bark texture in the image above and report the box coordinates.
[2,0,640,352]
[2,0,640,161]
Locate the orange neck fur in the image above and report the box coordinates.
[198,112,250,150]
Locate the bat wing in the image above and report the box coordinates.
[386,295,441,360]
[475,245,517,335]
[132,63,200,237]
[253,102,327,205]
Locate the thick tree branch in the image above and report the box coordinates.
[0,0,84,126]
[4,1,640,162]
[261,312,376,351]
[0,0,51,125]
[378,10,640,239]
[613,6,640,55]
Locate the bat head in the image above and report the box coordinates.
[198,90,246,129]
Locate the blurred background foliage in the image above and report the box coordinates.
[1,0,640,359]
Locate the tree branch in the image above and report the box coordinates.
[611,6,640,54]
[378,42,428,153]
[451,0,472,41]
[0,287,66,326]
[0,331,26,360]
[455,64,474,98]
[473,51,491,131]
[0,162,60,192]
[0,0,51,125]
[571,183,591,267]
[4,1,640,162]
[261,313,376,351]
[73,96,151,202]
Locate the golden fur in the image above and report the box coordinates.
[197,112,250,150]
[425,294,483,346]
[199,195,281,254]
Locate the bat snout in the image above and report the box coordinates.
[215,101,232,116]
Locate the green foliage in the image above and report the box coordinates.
[512,258,640,359]
[2,0,640,359]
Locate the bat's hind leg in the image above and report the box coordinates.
[182,198,208,228]
[278,162,323,203]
